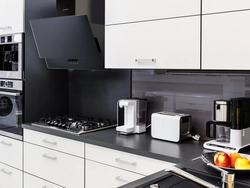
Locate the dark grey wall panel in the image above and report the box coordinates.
[68,70,131,121]
[24,0,68,123]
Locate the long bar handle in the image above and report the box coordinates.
[42,154,57,161]
[115,176,130,184]
[0,26,12,30]
[115,158,137,167]
[135,59,156,64]
[1,141,12,146]
[0,168,12,175]
[42,139,57,145]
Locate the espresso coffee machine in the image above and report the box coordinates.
[204,98,250,152]
[116,98,147,134]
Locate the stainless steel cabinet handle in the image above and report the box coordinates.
[1,141,12,146]
[115,176,130,184]
[115,158,137,166]
[0,168,12,175]
[42,186,47,188]
[42,139,57,145]
[42,154,57,161]
[0,26,12,30]
[135,59,156,64]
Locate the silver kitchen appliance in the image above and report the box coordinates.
[0,33,23,79]
[151,111,192,142]
[116,99,147,134]
[204,98,250,152]
[0,79,23,140]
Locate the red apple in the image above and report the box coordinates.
[214,152,231,168]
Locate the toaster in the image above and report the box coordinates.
[151,112,192,142]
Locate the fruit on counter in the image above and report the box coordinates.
[214,152,231,168]
[234,157,250,169]
[229,152,241,168]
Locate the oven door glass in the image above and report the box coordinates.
[0,90,22,139]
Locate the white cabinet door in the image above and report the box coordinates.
[202,11,250,70]
[105,16,200,69]
[0,135,23,170]
[0,0,24,34]
[86,144,175,176]
[24,129,84,157]
[105,0,200,25]
[24,142,84,188]
[0,162,22,188]
[85,160,144,188]
[24,173,65,188]
[203,0,250,14]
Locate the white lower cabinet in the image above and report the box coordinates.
[24,142,84,188]
[0,162,23,188]
[0,135,23,170]
[85,144,175,187]
[85,160,144,188]
[24,173,64,188]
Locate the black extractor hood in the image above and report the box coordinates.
[30,14,104,70]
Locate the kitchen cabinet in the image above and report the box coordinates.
[85,144,175,187]
[23,129,84,188]
[0,162,23,188]
[202,10,250,70]
[105,0,200,69]
[105,16,200,69]
[0,135,23,170]
[0,0,24,34]
[86,160,144,188]
[202,0,250,14]
[105,0,200,25]
[24,173,64,188]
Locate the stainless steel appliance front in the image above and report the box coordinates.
[0,79,22,140]
[0,33,23,79]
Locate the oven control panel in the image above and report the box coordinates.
[0,79,22,91]
[0,81,13,88]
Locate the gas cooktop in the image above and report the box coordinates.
[31,116,117,135]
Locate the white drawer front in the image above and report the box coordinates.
[86,160,144,188]
[105,0,200,25]
[203,0,250,14]
[86,144,175,176]
[105,16,200,69]
[24,142,84,188]
[0,135,23,170]
[24,129,84,157]
[24,173,64,188]
[0,162,23,188]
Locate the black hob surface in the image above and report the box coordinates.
[31,115,116,135]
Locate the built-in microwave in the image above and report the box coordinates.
[0,33,23,80]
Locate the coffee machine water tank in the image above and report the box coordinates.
[116,99,147,134]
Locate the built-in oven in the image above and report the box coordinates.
[0,33,23,80]
[0,79,22,140]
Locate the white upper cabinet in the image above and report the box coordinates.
[202,0,250,14]
[105,16,200,69]
[202,10,250,70]
[0,0,25,34]
[105,0,200,25]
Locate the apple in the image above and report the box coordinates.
[230,152,241,168]
[214,152,231,168]
[235,157,250,169]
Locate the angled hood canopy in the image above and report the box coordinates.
[30,15,104,70]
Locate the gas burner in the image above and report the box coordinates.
[33,116,117,135]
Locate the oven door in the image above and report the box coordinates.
[0,33,23,80]
[0,90,22,140]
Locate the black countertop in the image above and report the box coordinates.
[22,123,207,164]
